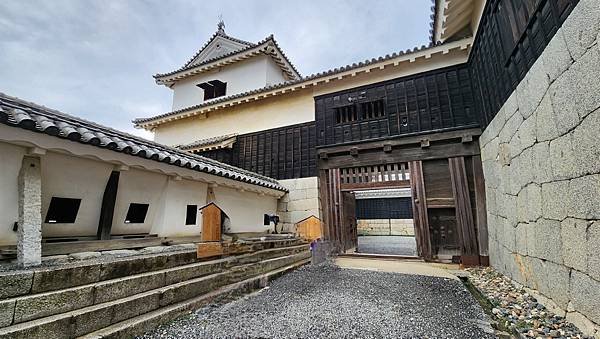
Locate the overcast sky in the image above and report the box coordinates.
[0,0,431,139]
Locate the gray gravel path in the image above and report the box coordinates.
[357,235,418,256]
[140,262,495,339]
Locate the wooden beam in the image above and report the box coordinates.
[97,171,120,240]
[319,142,480,169]
[340,180,410,191]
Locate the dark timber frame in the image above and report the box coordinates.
[318,128,488,264]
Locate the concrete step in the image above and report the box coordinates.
[1,243,308,327]
[79,259,310,339]
[0,249,310,338]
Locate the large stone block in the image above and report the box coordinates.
[0,271,33,299]
[515,223,529,255]
[541,180,570,221]
[516,148,536,190]
[287,198,319,212]
[541,30,574,82]
[31,263,101,293]
[94,271,165,304]
[572,108,600,175]
[0,299,15,327]
[588,221,600,282]
[516,59,551,119]
[481,136,499,162]
[551,46,600,122]
[13,285,95,323]
[561,0,600,61]
[568,174,600,220]
[480,107,504,147]
[542,261,571,309]
[511,114,536,156]
[499,110,523,144]
[561,218,589,272]
[549,134,579,181]
[529,218,562,264]
[535,95,561,142]
[288,189,307,201]
[517,184,542,223]
[482,159,499,189]
[498,217,516,251]
[570,270,600,324]
[531,142,553,184]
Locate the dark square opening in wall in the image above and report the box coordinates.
[45,197,81,224]
[197,80,227,100]
[125,203,149,224]
[186,205,198,225]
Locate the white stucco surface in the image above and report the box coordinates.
[0,142,26,245]
[171,55,285,111]
[40,152,113,238]
[152,177,208,237]
[212,186,277,234]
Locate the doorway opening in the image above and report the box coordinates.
[353,188,417,256]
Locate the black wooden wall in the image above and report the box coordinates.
[314,64,478,147]
[200,122,317,180]
[356,198,414,219]
[470,0,579,126]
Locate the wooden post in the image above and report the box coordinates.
[97,171,120,240]
[472,155,489,264]
[409,160,432,261]
[449,157,479,265]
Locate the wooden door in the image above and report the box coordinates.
[341,191,357,252]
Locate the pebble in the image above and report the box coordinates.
[467,267,592,339]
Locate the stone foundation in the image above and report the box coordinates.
[357,219,414,236]
[276,177,321,232]
[479,1,600,335]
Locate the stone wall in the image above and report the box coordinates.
[277,177,321,232]
[479,1,600,335]
[357,219,414,236]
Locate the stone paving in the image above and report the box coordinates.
[140,261,495,339]
[356,235,417,256]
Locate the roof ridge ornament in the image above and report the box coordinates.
[217,15,225,34]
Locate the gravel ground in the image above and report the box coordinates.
[356,235,417,256]
[140,262,495,339]
[467,267,591,338]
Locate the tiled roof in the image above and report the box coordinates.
[134,40,446,126]
[0,92,287,192]
[429,0,439,43]
[177,133,237,151]
[154,34,301,81]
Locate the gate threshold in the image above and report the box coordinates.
[339,252,422,262]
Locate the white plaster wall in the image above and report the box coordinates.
[212,186,278,233]
[265,57,286,86]
[111,168,168,235]
[152,178,208,237]
[155,89,315,146]
[40,152,113,238]
[172,55,276,111]
[0,142,26,245]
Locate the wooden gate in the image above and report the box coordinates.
[341,191,357,251]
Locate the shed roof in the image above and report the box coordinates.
[0,92,287,192]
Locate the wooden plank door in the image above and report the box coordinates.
[449,156,479,265]
[341,191,357,252]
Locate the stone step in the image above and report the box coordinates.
[0,250,310,339]
[0,238,305,300]
[78,258,310,339]
[1,243,309,326]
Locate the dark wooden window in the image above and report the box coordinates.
[197,80,227,100]
[360,99,385,120]
[45,197,81,224]
[125,203,149,224]
[185,205,197,225]
[335,104,358,124]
